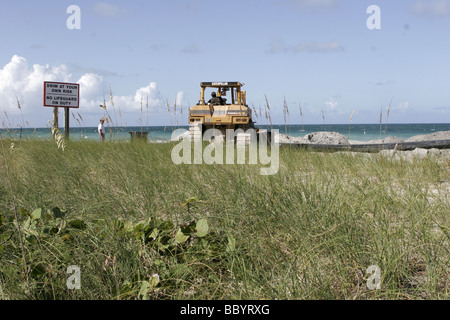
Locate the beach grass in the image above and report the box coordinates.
[0,138,448,300]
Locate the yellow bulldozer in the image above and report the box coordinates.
[188,82,258,142]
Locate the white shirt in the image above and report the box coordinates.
[98,123,104,133]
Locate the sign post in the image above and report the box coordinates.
[64,108,70,139]
[43,81,80,139]
[53,106,59,138]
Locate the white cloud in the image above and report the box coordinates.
[132,82,163,111]
[410,0,450,18]
[0,55,169,126]
[277,0,338,10]
[79,81,165,114]
[292,40,344,53]
[176,91,184,106]
[0,55,28,87]
[181,44,201,54]
[267,38,344,54]
[433,106,449,113]
[290,0,337,8]
[397,101,410,111]
[0,55,72,118]
[325,98,339,111]
[266,37,287,54]
[79,73,105,101]
[93,2,123,17]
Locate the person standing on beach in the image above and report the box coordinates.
[98,118,105,141]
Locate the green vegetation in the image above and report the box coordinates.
[0,139,448,300]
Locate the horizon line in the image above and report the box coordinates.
[1,122,448,130]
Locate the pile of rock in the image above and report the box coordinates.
[278,131,351,145]
[380,148,450,162]
[305,131,350,145]
[380,136,404,144]
[278,134,309,144]
[405,131,450,142]
[285,130,450,147]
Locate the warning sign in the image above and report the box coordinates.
[43,81,80,108]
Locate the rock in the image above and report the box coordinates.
[304,131,350,145]
[381,136,404,144]
[380,147,450,162]
[427,148,442,156]
[405,130,450,142]
[278,134,310,144]
[411,148,429,159]
[380,149,398,157]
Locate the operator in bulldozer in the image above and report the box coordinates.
[207,92,224,106]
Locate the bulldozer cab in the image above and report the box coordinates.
[189,81,253,131]
[199,82,247,106]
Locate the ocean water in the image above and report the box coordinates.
[1,123,449,142]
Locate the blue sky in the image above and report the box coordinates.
[0,0,449,127]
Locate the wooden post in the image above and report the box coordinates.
[53,107,59,137]
[64,107,70,140]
